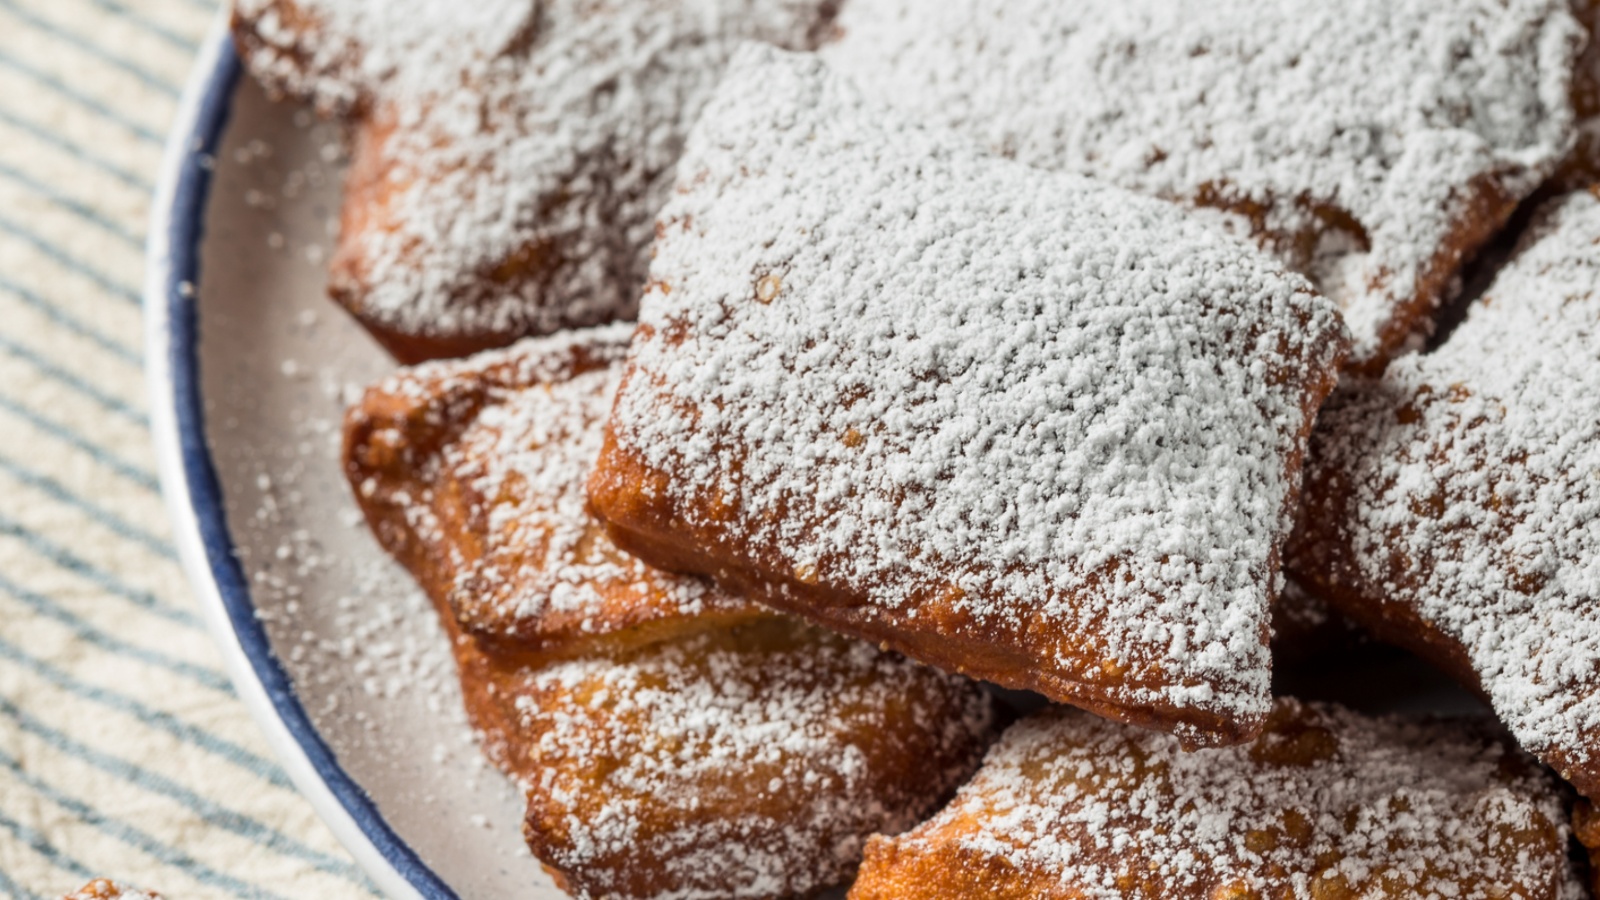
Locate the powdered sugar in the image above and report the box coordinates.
[1291,187,1600,797]
[236,0,838,352]
[451,366,719,632]
[600,47,1348,742]
[857,699,1584,899]
[821,0,1584,370]
[515,620,996,900]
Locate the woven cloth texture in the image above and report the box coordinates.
[0,1,378,896]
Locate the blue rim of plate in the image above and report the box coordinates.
[146,18,456,900]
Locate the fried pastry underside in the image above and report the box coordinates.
[594,431,1266,746]
[592,47,1348,748]
[1288,187,1600,800]
[232,0,839,363]
[851,699,1584,900]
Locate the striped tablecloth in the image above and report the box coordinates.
[0,2,378,896]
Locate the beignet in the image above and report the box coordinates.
[1289,187,1600,798]
[232,0,838,362]
[820,0,1586,373]
[851,699,1586,900]
[343,325,761,665]
[589,47,1348,747]
[513,617,998,900]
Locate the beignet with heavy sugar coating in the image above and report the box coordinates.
[1288,187,1600,799]
[343,325,762,664]
[513,616,1000,900]
[820,0,1586,373]
[233,0,839,363]
[589,47,1349,747]
[850,698,1586,900]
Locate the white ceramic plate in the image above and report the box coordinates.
[145,15,1487,900]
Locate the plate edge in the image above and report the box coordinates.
[142,14,456,900]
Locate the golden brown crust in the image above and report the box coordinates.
[1291,436,1600,796]
[1352,174,1518,377]
[328,108,479,365]
[1545,0,1600,194]
[592,446,1261,747]
[513,617,999,900]
[1284,544,1489,694]
[1191,175,1518,378]
[850,700,1582,900]
[342,326,763,667]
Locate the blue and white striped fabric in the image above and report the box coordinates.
[0,2,377,896]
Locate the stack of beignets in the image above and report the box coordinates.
[343,328,999,897]
[221,0,1600,893]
